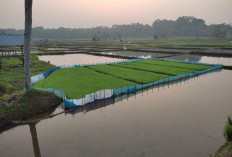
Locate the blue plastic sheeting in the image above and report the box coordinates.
[31,74,44,84]
[0,34,33,46]
[31,58,223,108]
[0,34,24,46]
[43,67,60,78]
[35,87,114,108]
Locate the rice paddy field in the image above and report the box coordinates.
[33,59,213,99]
[113,62,196,75]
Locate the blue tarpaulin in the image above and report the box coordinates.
[0,34,33,46]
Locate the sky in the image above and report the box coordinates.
[0,0,232,29]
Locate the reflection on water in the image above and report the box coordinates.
[166,54,202,62]
[39,52,232,67]
[199,56,232,66]
[1,70,232,157]
[47,48,68,51]
[99,51,169,58]
[166,54,232,66]
[29,123,41,157]
[38,54,125,66]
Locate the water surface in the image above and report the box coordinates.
[38,54,125,66]
[0,70,231,157]
[166,54,232,66]
[97,51,170,58]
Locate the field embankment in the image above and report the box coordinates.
[0,55,62,128]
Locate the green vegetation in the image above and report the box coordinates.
[0,55,61,128]
[144,40,232,47]
[214,115,232,157]
[0,54,54,102]
[35,39,232,47]
[34,67,135,99]
[34,59,212,99]
[224,115,232,142]
[114,62,195,75]
[88,64,169,84]
[224,125,232,141]
[138,59,212,70]
[214,143,232,157]
[3,16,232,42]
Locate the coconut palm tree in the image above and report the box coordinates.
[24,0,33,91]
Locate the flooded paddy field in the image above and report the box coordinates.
[1,52,232,157]
[165,55,232,66]
[93,51,170,59]
[38,54,125,66]
[0,69,232,157]
[89,50,232,66]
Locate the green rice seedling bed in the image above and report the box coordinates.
[88,65,169,84]
[34,67,135,99]
[33,58,217,101]
[138,60,212,70]
[114,62,195,76]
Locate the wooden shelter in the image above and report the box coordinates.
[0,34,27,69]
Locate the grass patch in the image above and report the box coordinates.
[39,39,232,47]
[33,59,213,99]
[0,55,61,128]
[114,61,195,76]
[143,40,232,47]
[214,142,232,157]
[88,64,169,84]
[138,59,212,70]
[34,67,135,99]
[0,54,54,101]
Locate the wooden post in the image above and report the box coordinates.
[152,81,154,93]
[142,83,144,96]
[172,77,174,87]
[127,84,129,94]
[163,78,164,90]
[158,79,159,91]
[82,96,84,106]
[0,59,2,69]
[20,45,24,64]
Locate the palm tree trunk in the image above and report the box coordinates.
[24,0,33,92]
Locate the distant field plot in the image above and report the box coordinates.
[138,59,212,70]
[34,67,135,99]
[114,62,195,76]
[88,64,169,84]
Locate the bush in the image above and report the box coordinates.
[224,125,232,142]
[228,114,232,125]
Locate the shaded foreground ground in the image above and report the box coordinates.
[0,90,61,128]
[34,59,212,99]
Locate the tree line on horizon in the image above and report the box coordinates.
[1,16,232,40]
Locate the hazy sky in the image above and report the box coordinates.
[0,0,232,29]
